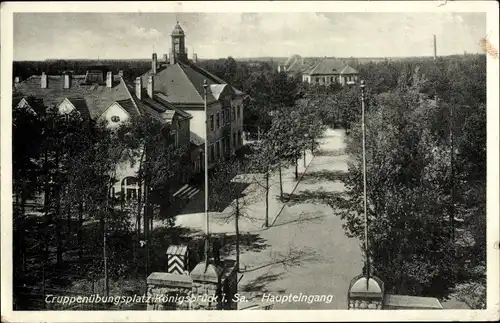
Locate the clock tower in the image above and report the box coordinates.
[170,22,188,64]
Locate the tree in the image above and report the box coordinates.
[208,160,258,272]
[337,83,460,296]
[118,115,189,274]
[12,98,45,274]
[248,138,281,227]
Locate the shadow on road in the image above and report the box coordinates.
[272,211,326,228]
[280,189,349,209]
[314,149,345,157]
[240,271,286,299]
[300,169,348,184]
[223,232,270,254]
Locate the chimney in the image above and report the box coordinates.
[135,77,142,100]
[147,75,154,98]
[433,34,437,60]
[152,53,157,74]
[193,53,198,63]
[41,72,48,89]
[106,71,113,88]
[63,72,71,89]
[118,70,124,78]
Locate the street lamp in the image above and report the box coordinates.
[203,79,210,270]
[360,79,370,290]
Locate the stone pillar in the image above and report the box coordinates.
[347,274,384,310]
[146,272,193,310]
[190,262,222,310]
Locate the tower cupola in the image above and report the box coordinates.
[170,22,187,63]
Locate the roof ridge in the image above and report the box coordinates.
[176,63,207,103]
[184,60,227,85]
[121,76,141,115]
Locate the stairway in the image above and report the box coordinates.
[173,184,201,200]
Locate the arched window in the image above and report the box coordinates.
[121,176,139,201]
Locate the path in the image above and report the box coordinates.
[236,128,362,309]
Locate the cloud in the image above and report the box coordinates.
[129,25,162,40]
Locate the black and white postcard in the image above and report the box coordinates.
[1,1,498,322]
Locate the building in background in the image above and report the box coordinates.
[277,54,312,77]
[302,57,359,86]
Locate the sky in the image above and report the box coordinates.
[13,12,486,60]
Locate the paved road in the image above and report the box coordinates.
[237,129,364,309]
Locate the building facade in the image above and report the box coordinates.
[140,22,245,171]
[301,57,359,86]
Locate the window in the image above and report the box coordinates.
[331,77,334,82]
[316,77,320,83]
[240,105,243,120]
[233,132,236,148]
[323,77,326,83]
[237,106,240,119]
[216,141,220,159]
[111,115,120,122]
[226,108,230,124]
[216,112,220,129]
[232,106,236,121]
[121,176,139,202]
[238,130,242,146]
[210,115,214,131]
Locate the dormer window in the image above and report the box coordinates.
[111,115,120,123]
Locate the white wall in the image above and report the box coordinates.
[99,102,131,129]
[57,99,76,115]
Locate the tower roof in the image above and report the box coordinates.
[171,22,185,36]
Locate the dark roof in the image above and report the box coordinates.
[340,65,358,74]
[140,59,244,106]
[303,58,358,75]
[171,22,185,36]
[14,74,137,119]
[124,81,189,124]
[190,131,205,146]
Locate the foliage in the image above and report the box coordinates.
[337,60,486,304]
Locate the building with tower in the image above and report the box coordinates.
[140,22,246,172]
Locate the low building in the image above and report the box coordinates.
[302,57,359,86]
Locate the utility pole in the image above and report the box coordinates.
[433,34,437,60]
[203,80,210,270]
[449,98,455,241]
[360,80,370,289]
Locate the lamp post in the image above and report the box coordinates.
[360,79,370,289]
[203,80,210,270]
